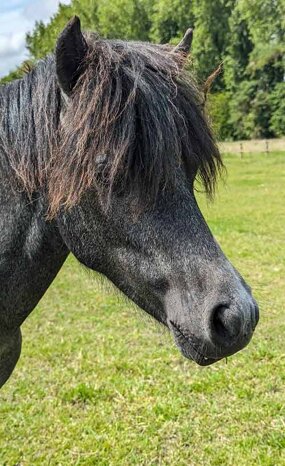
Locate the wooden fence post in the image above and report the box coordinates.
[265,140,269,155]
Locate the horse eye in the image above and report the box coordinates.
[96,154,108,173]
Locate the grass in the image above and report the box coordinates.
[0,152,285,465]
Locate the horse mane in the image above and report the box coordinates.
[0,56,60,192]
[0,34,223,216]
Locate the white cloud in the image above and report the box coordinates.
[23,0,69,22]
[0,0,71,77]
[0,33,26,61]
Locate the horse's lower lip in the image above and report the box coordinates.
[169,321,221,366]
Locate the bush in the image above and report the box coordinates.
[269,83,285,137]
[207,92,233,141]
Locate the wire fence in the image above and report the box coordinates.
[219,138,285,156]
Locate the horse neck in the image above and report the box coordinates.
[0,60,69,270]
[0,67,70,328]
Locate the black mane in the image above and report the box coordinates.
[0,57,60,191]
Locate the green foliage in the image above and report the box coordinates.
[269,83,285,137]
[208,92,233,141]
[25,0,152,60]
[224,0,285,139]
[191,0,235,90]
[223,6,253,91]
[2,0,285,140]
[228,81,274,140]
[95,0,152,40]
[237,0,285,46]
[0,68,25,85]
[150,0,195,43]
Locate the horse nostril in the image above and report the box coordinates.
[212,304,242,344]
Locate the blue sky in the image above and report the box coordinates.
[0,0,70,77]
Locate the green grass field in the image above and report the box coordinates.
[0,153,284,465]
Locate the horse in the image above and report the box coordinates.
[0,17,259,388]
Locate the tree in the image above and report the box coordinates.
[25,0,152,62]
[191,0,234,90]
[150,0,195,44]
[269,83,285,137]
[223,5,253,91]
[223,0,285,139]
[2,0,285,139]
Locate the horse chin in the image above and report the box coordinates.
[178,341,221,366]
[168,321,221,366]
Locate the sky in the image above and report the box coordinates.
[0,0,70,77]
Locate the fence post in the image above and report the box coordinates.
[265,140,269,155]
[240,142,243,158]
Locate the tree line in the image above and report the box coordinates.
[2,0,285,141]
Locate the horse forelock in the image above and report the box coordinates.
[0,36,223,217]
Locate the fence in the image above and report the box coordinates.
[219,138,285,156]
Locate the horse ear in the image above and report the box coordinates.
[173,28,193,58]
[56,16,88,95]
